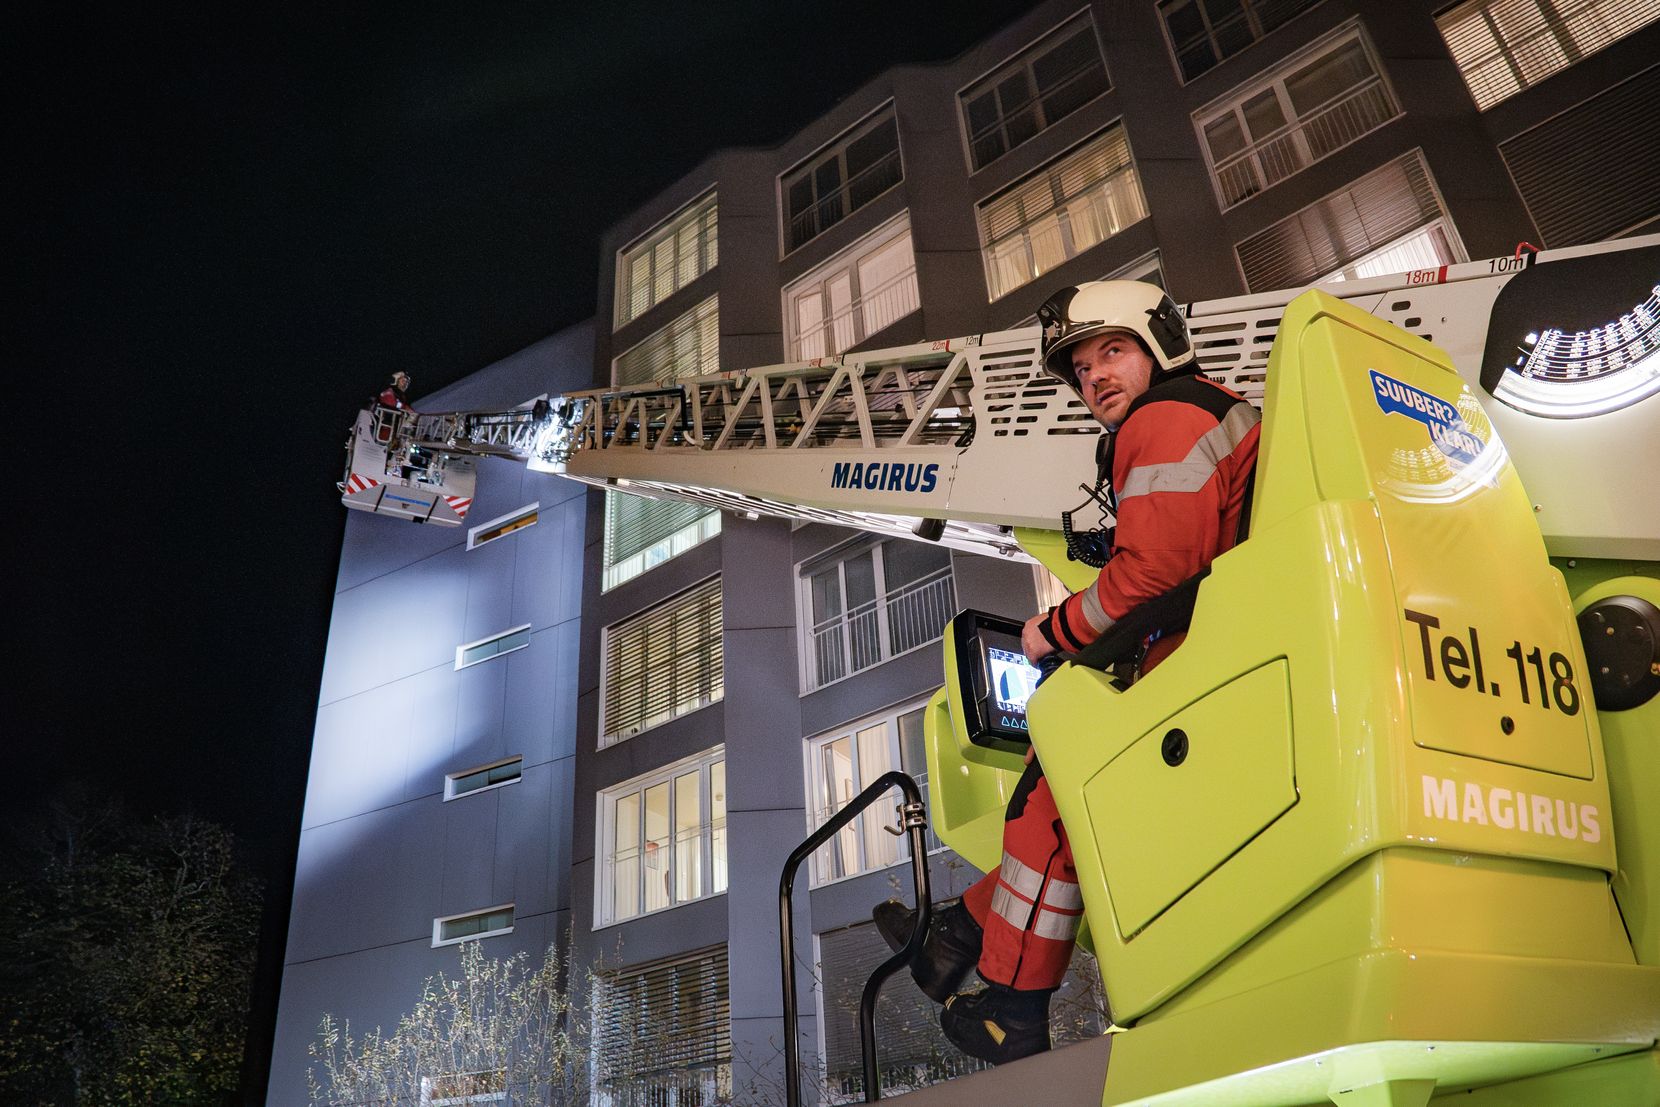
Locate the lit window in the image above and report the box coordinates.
[1319,221,1460,283]
[432,904,514,947]
[783,107,902,253]
[960,13,1110,172]
[807,702,942,885]
[1234,150,1463,292]
[445,757,523,801]
[592,947,731,1105]
[602,492,720,592]
[601,578,723,744]
[1158,0,1323,82]
[597,750,727,926]
[800,538,954,690]
[613,295,720,387]
[976,125,1148,301]
[784,214,919,360]
[1196,26,1399,208]
[455,625,532,670]
[466,503,538,551]
[1436,0,1658,111]
[615,192,718,328]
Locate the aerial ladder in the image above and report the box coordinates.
[343,236,1660,1105]
[338,397,557,524]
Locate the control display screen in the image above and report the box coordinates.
[988,646,1041,717]
[950,610,1043,754]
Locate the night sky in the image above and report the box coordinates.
[11,0,1036,1083]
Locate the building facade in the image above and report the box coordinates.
[272,0,1657,1101]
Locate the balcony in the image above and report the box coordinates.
[794,263,920,360]
[808,567,954,689]
[1213,78,1396,208]
[787,150,903,253]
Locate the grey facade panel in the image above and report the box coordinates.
[272,324,592,1105]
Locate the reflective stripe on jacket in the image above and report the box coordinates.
[1046,373,1260,658]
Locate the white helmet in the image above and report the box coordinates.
[1037,280,1195,389]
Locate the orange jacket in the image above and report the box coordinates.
[1043,373,1260,669]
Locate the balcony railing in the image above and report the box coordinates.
[787,150,903,252]
[793,264,920,360]
[1213,78,1395,208]
[982,166,1147,299]
[966,60,1108,170]
[809,569,954,689]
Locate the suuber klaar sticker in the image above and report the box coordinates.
[1370,369,1486,467]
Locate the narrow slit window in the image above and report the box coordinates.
[466,503,539,550]
[455,625,532,670]
[445,757,524,801]
[433,904,514,946]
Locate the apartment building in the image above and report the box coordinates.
[272,0,1657,1102]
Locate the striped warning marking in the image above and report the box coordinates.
[345,472,382,494]
[445,496,473,518]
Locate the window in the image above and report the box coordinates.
[597,750,727,926]
[603,491,721,592]
[615,192,718,327]
[1500,65,1660,246]
[1234,150,1462,291]
[800,538,954,690]
[466,503,538,551]
[785,214,919,360]
[423,1070,506,1105]
[432,904,514,947]
[1319,220,1460,282]
[613,295,720,387]
[455,625,532,670]
[445,757,523,801]
[1197,27,1398,208]
[1437,0,1658,111]
[807,703,942,885]
[977,125,1148,300]
[783,107,903,253]
[1159,0,1323,82]
[960,13,1110,171]
[592,946,731,1107]
[601,577,723,744]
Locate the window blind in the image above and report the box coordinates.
[614,295,720,388]
[1501,64,1660,246]
[1437,0,1658,110]
[603,577,724,743]
[604,492,717,571]
[1235,151,1446,291]
[617,193,718,326]
[978,126,1135,245]
[592,946,731,1096]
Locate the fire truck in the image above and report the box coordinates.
[342,236,1659,1105]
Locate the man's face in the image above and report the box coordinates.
[1070,331,1154,427]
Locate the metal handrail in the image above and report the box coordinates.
[779,770,933,1106]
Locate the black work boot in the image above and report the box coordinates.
[871,898,982,1004]
[941,982,1052,1065]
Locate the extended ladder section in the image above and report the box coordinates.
[339,398,552,526]
[533,237,1659,563]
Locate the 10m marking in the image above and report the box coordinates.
[1404,608,1580,716]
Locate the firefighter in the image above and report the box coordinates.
[873,279,1261,1064]
[378,371,413,410]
